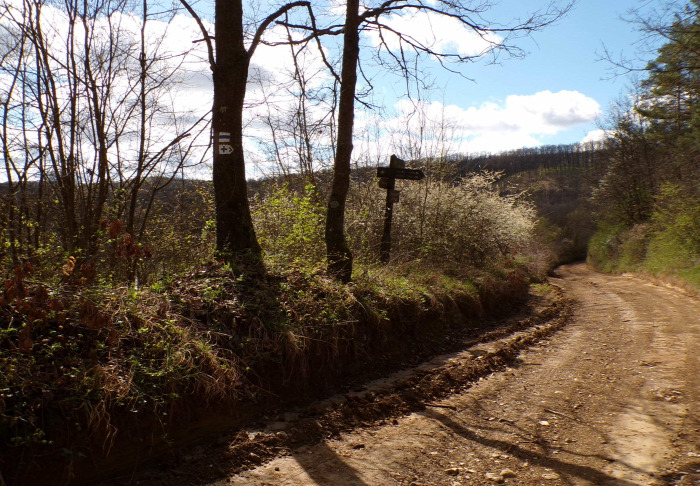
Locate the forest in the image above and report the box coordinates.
[584,0,700,286]
[0,0,698,484]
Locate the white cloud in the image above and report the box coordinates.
[505,91,601,132]
[461,132,542,153]
[582,129,607,143]
[366,10,502,57]
[372,90,601,155]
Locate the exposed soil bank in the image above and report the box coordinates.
[87,283,570,485]
[1,269,537,486]
[190,263,697,486]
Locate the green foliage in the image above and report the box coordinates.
[617,226,649,270]
[588,185,699,287]
[590,2,700,288]
[640,0,700,151]
[587,223,626,273]
[645,184,700,274]
[136,182,217,282]
[588,223,650,273]
[252,183,325,269]
[679,267,700,289]
[592,98,660,227]
[0,261,239,449]
[530,282,554,296]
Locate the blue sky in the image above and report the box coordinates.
[0,0,669,182]
[357,0,663,155]
[220,0,670,170]
[442,0,654,146]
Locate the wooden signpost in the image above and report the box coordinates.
[377,155,425,263]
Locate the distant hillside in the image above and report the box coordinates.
[456,142,607,176]
[1,142,608,266]
[454,143,609,263]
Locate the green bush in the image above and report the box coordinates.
[252,183,326,269]
[645,184,700,274]
[587,183,700,289]
[586,223,626,272]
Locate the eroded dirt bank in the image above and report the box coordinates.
[220,264,699,486]
[98,264,700,485]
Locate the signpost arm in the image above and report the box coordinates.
[377,155,423,263]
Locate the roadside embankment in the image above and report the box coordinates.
[1,261,544,485]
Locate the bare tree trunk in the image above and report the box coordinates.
[325,0,359,282]
[81,7,112,253]
[213,0,261,261]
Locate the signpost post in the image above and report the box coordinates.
[377,155,425,263]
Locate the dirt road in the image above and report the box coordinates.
[213,264,699,486]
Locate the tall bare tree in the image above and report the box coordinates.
[1,0,209,265]
[253,23,337,185]
[180,0,312,262]
[320,0,573,282]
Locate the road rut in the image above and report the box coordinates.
[217,264,700,486]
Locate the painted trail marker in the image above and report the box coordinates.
[377,155,425,263]
[218,132,232,155]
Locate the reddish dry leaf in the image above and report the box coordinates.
[79,261,97,282]
[13,266,25,294]
[49,298,65,311]
[32,286,49,305]
[18,325,34,354]
[109,220,123,238]
[107,327,118,345]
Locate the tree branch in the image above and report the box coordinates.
[248,0,310,59]
[178,0,215,71]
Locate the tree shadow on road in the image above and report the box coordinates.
[291,441,370,486]
[421,408,641,485]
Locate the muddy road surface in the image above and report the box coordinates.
[213,264,699,486]
[107,264,699,486]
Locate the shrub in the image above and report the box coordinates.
[587,183,700,287]
[252,183,326,269]
[346,172,536,267]
[587,223,626,272]
[645,184,700,274]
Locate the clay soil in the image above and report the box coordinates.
[97,263,700,486]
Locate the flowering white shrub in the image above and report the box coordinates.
[346,171,536,266]
[251,171,535,269]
